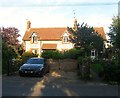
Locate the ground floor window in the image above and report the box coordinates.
[91,50,96,59]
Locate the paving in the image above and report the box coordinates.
[2,70,120,97]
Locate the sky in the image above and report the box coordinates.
[0,0,120,42]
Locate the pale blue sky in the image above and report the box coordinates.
[0,0,119,41]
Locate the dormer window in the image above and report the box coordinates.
[63,36,69,43]
[62,32,69,43]
[32,32,37,43]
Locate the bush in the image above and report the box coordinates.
[10,59,22,73]
[41,48,85,60]
[77,57,91,80]
[63,48,85,59]
[2,42,18,74]
[77,57,83,65]
[41,50,63,59]
[118,51,120,64]
[21,52,38,63]
[91,59,120,83]
[102,63,120,83]
[91,63,104,76]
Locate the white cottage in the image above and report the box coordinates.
[23,19,106,56]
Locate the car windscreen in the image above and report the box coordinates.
[26,58,44,64]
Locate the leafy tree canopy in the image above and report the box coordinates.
[0,27,21,51]
[68,22,104,55]
[108,16,120,49]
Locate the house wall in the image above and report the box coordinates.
[25,41,41,55]
[24,40,74,55]
[41,40,74,51]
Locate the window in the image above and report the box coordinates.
[63,32,69,43]
[63,36,68,43]
[32,32,37,43]
[91,50,96,56]
[91,51,95,56]
[33,36,37,43]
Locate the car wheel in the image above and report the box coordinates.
[47,70,50,73]
[19,73,23,77]
[40,69,45,77]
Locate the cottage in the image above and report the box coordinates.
[23,19,106,56]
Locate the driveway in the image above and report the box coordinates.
[2,70,120,97]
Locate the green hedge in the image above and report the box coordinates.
[63,48,85,59]
[41,50,63,59]
[102,63,120,83]
[91,63,104,76]
[2,42,18,74]
[41,48,85,60]
[91,60,120,83]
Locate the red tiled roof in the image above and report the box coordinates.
[23,28,66,41]
[42,44,57,49]
[23,27,106,41]
[94,27,106,40]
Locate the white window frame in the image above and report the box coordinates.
[32,32,37,43]
[62,32,69,43]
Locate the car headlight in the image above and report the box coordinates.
[38,66,44,71]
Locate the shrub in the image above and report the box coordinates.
[77,57,91,80]
[118,51,120,65]
[77,57,83,65]
[41,50,63,59]
[2,42,18,74]
[91,63,104,76]
[21,52,38,63]
[91,59,120,83]
[10,59,22,73]
[63,48,85,59]
[41,48,85,60]
[52,51,63,59]
[102,63,120,83]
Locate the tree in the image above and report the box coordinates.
[0,27,21,52]
[108,16,120,64]
[68,22,104,56]
[108,16,120,49]
[2,41,18,74]
[0,27,22,74]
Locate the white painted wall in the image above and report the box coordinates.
[25,40,74,55]
[25,41,41,55]
[41,40,74,51]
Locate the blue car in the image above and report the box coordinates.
[19,58,49,77]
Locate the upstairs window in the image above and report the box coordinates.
[62,32,69,43]
[32,32,37,43]
[63,36,69,43]
[33,36,37,43]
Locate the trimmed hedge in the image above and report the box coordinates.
[41,48,85,60]
[63,48,85,59]
[41,50,63,59]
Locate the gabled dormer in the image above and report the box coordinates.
[30,32,38,44]
[61,31,70,43]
